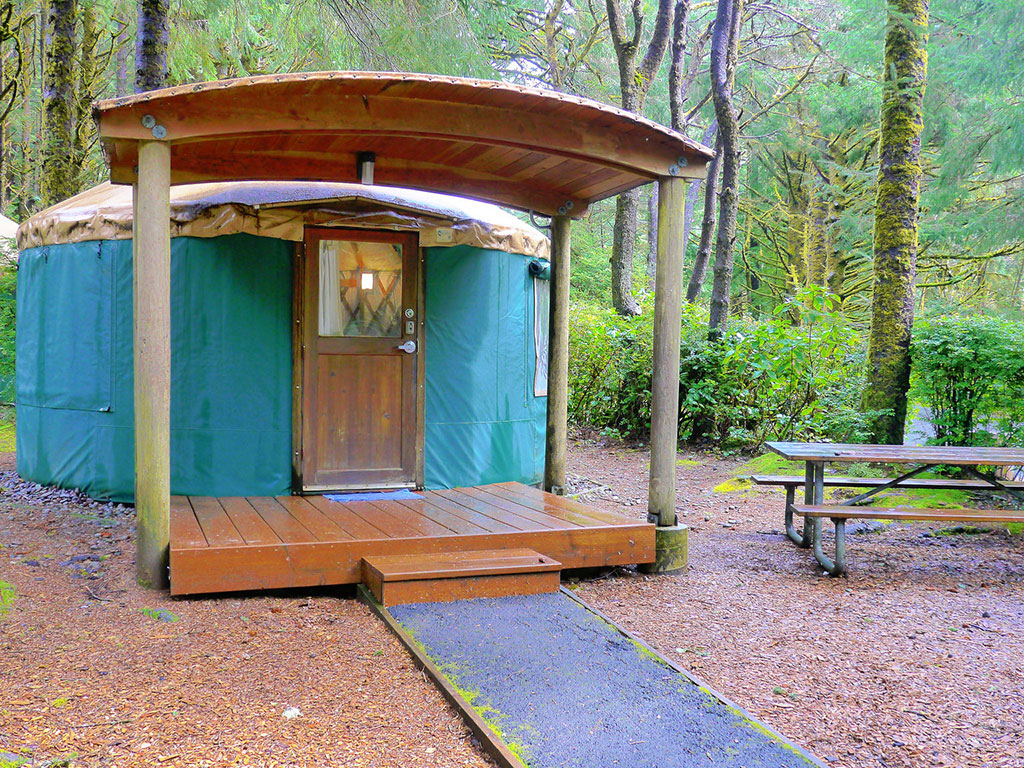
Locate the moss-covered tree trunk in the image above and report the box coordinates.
[806,185,831,286]
[606,0,675,316]
[862,0,929,444]
[135,0,169,93]
[41,0,77,207]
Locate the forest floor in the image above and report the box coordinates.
[1,436,1023,768]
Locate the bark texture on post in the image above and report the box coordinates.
[863,0,929,444]
[134,140,172,589]
[544,215,572,494]
[135,0,170,93]
[648,176,686,527]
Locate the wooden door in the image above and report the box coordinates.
[300,228,420,491]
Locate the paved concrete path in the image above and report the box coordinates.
[390,591,822,768]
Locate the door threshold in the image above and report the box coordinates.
[299,483,417,495]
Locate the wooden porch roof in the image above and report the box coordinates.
[92,72,713,218]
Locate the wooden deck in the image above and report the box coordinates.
[169,482,656,596]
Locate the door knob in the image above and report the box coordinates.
[395,340,417,354]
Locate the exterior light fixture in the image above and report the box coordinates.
[361,272,374,290]
[357,152,375,185]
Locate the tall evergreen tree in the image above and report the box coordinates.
[862,0,929,444]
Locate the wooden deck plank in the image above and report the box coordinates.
[305,496,393,540]
[479,484,620,527]
[337,499,427,539]
[220,497,282,546]
[432,488,572,530]
[416,492,525,533]
[492,482,636,525]
[191,496,245,547]
[366,500,458,537]
[246,496,319,543]
[170,496,207,548]
[276,496,355,540]
[460,487,598,528]
[392,497,494,535]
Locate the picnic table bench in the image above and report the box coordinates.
[754,442,1024,576]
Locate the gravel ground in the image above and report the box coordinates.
[3,437,1023,768]
[0,452,494,768]
[566,434,1024,768]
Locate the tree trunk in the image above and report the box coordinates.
[668,0,691,130]
[646,185,658,292]
[115,11,132,97]
[606,0,675,315]
[862,0,929,445]
[706,0,743,335]
[135,0,170,93]
[687,132,722,302]
[73,4,99,188]
[41,0,77,207]
[806,185,830,286]
[611,188,642,315]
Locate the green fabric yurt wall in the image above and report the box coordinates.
[16,236,547,500]
[16,233,294,501]
[423,245,546,488]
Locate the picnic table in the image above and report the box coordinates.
[755,442,1024,576]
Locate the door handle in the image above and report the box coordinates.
[395,340,417,354]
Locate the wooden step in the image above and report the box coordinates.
[362,548,562,607]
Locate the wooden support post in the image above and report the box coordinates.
[544,215,571,494]
[134,140,171,589]
[648,177,687,527]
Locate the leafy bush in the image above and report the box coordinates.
[910,315,1024,446]
[0,256,15,405]
[569,286,875,449]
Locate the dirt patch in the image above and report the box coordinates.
[4,437,1024,768]
[0,452,493,768]
[566,433,1024,768]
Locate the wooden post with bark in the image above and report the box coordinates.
[134,139,171,589]
[544,215,571,494]
[648,176,687,526]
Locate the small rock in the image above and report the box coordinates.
[283,706,302,719]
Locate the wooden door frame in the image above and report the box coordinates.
[291,228,425,493]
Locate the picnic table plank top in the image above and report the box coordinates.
[765,442,1024,466]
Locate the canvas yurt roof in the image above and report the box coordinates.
[17,181,549,258]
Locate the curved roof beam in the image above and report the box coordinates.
[93,72,713,217]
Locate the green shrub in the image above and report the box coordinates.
[568,286,875,448]
[0,258,15,404]
[910,315,1024,446]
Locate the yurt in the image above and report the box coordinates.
[15,181,550,502]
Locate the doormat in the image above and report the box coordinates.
[385,590,825,768]
[324,490,421,502]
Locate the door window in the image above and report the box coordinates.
[318,239,403,337]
